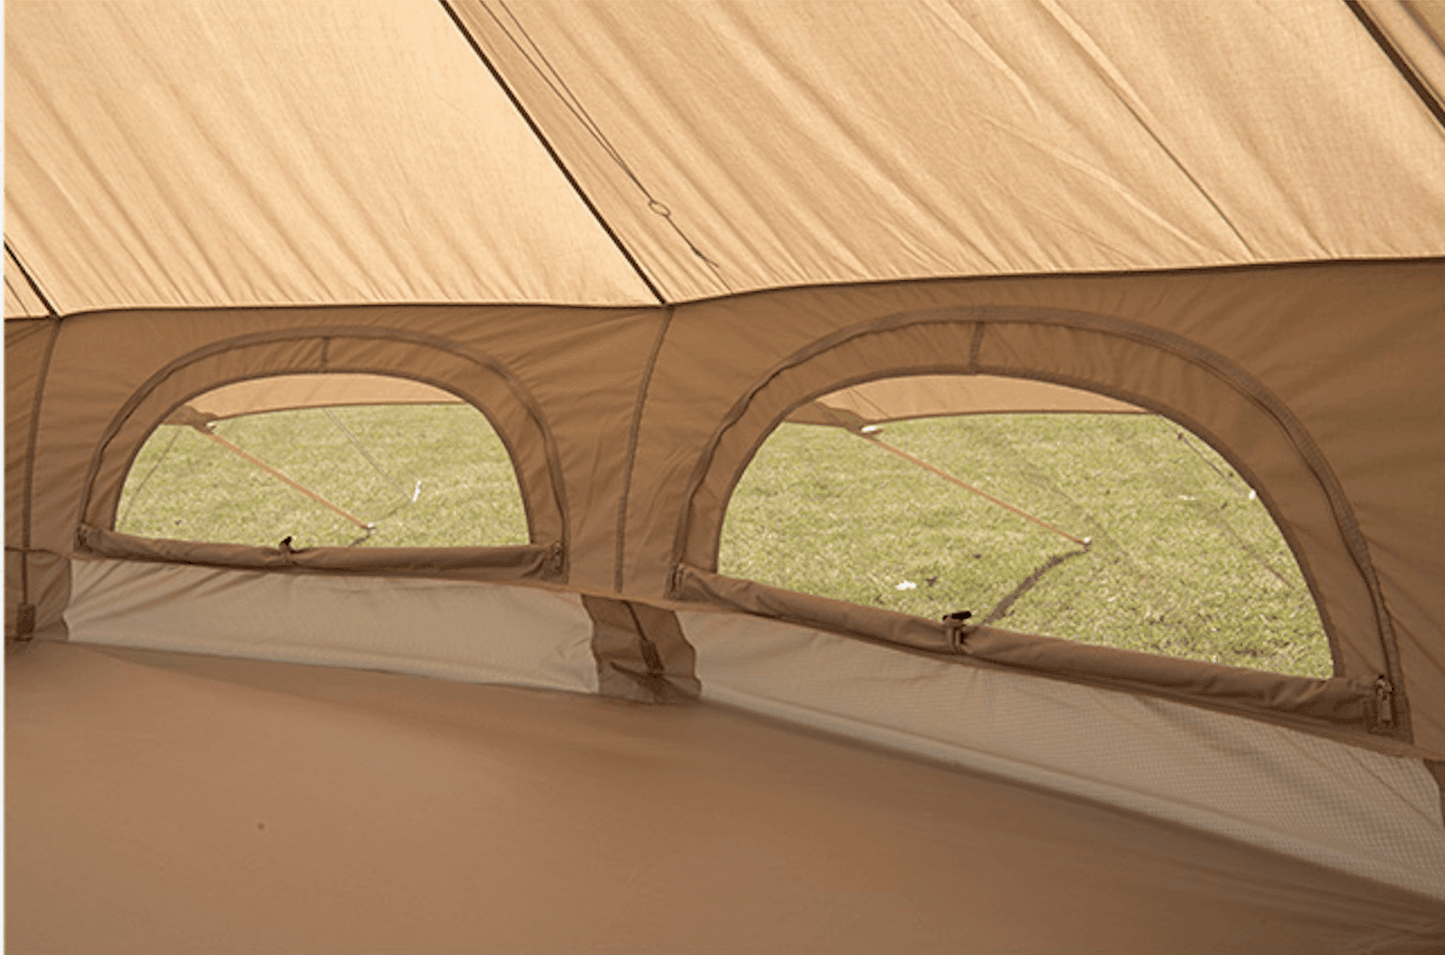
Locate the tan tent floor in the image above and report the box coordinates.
[8,642,1443,954]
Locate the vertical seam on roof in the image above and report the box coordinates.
[4,274,31,315]
[1038,0,1258,260]
[615,306,677,592]
[475,0,731,295]
[436,0,668,305]
[5,239,61,318]
[1344,0,1445,131]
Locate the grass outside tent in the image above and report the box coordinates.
[118,406,530,550]
[720,416,1329,678]
[118,405,1331,678]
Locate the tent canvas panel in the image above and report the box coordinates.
[3,0,656,311]
[459,0,1445,297]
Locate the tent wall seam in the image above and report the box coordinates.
[615,306,677,592]
[17,258,1443,324]
[6,237,64,623]
[14,318,62,637]
[437,0,668,306]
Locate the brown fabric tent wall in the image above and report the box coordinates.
[6,1,1445,950]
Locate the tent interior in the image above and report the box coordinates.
[6,1,1445,951]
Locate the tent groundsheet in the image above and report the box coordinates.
[8,641,1445,955]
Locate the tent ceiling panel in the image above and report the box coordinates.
[3,0,656,316]
[169,374,463,424]
[787,374,1144,428]
[460,0,1445,301]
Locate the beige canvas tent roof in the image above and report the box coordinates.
[6,1,1445,950]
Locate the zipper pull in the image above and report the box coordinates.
[942,610,974,653]
[1374,676,1395,729]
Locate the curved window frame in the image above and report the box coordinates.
[77,330,569,584]
[668,308,1408,744]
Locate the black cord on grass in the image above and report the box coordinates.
[981,545,1091,626]
[971,419,1209,646]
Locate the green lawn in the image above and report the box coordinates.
[720,416,1329,678]
[118,406,1331,678]
[118,405,528,549]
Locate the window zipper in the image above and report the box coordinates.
[1374,676,1395,729]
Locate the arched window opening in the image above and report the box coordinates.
[116,374,529,549]
[718,377,1330,678]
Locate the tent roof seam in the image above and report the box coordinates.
[438,0,669,305]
